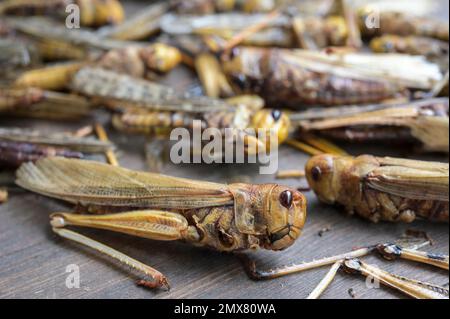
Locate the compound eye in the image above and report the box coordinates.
[311,166,322,182]
[279,190,293,209]
[271,109,282,122]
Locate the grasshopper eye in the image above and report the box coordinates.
[311,166,322,182]
[279,190,293,209]
[271,109,282,122]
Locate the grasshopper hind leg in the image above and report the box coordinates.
[50,210,201,290]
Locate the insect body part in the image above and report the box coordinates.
[222,48,442,107]
[293,98,450,153]
[358,8,449,41]
[342,258,449,299]
[305,154,449,223]
[370,35,449,58]
[0,127,113,168]
[0,0,125,27]
[16,157,307,252]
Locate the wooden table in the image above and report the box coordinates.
[0,0,448,299]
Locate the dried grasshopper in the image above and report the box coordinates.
[0,87,91,120]
[16,157,307,288]
[0,0,124,27]
[222,48,443,107]
[370,35,449,59]
[161,13,351,49]
[0,127,113,168]
[358,6,449,41]
[305,154,449,223]
[291,98,449,153]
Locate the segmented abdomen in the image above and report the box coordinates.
[344,185,448,223]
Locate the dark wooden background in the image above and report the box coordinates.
[0,0,448,299]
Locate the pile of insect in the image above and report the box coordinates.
[0,0,448,303]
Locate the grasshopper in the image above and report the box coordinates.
[161,12,350,49]
[16,157,307,289]
[0,0,124,27]
[370,35,449,58]
[222,48,443,107]
[305,154,449,223]
[0,127,113,168]
[15,157,448,298]
[291,98,449,153]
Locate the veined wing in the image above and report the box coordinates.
[366,157,449,202]
[16,157,234,208]
[0,127,112,153]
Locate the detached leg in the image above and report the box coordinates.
[50,210,200,289]
[377,244,449,270]
[342,258,449,299]
[307,261,343,299]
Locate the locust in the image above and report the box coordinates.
[242,236,449,299]
[15,157,307,289]
[0,127,113,168]
[0,87,91,120]
[305,154,449,223]
[171,0,277,14]
[222,48,443,107]
[0,0,124,27]
[291,98,449,153]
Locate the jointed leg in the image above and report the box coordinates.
[50,210,200,289]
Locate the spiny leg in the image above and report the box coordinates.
[342,258,449,299]
[50,210,200,289]
[240,246,373,280]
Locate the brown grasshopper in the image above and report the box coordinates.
[222,48,443,107]
[290,98,449,153]
[16,157,307,289]
[14,157,449,298]
[0,0,124,27]
[305,154,449,223]
[0,127,113,168]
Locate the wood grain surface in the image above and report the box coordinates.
[0,0,448,299]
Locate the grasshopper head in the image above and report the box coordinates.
[264,186,307,251]
[251,109,290,148]
[305,154,337,204]
[141,44,182,73]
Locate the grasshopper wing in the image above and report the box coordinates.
[366,157,449,202]
[16,157,233,208]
